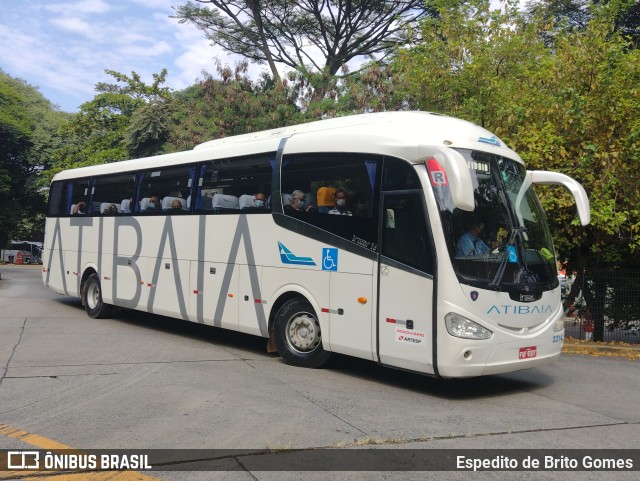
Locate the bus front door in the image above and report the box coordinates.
[377,192,435,374]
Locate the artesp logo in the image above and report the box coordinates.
[395,328,427,347]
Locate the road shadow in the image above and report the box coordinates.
[325,354,555,400]
[53,297,554,400]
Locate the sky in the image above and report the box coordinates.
[0,0,264,112]
[1,1,510,114]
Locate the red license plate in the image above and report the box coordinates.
[519,346,537,360]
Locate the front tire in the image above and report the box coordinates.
[274,298,331,368]
[84,273,113,319]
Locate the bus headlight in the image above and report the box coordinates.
[445,313,493,340]
[553,316,565,332]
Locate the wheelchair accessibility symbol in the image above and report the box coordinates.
[322,248,338,271]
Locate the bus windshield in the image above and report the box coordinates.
[435,149,558,292]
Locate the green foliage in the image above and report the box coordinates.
[46,70,174,185]
[48,92,140,175]
[165,61,300,151]
[0,80,25,242]
[97,69,172,101]
[0,71,65,244]
[125,100,178,158]
[525,0,640,47]
[395,0,640,267]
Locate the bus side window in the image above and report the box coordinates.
[139,166,195,215]
[93,174,136,216]
[281,153,381,247]
[48,182,65,217]
[196,155,273,214]
[67,179,91,215]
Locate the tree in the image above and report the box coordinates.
[47,70,173,182]
[394,0,640,268]
[47,91,140,177]
[282,61,409,118]
[173,0,432,82]
[616,0,640,46]
[96,69,173,101]
[125,100,178,158]
[0,80,32,247]
[165,61,300,151]
[525,0,640,47]
[0,71,67,245]
[524,0,591,30]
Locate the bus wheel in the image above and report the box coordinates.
[274,298,331,368]
[84,274,113,319]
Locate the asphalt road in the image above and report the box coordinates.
[0,264,638,481]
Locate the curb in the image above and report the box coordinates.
[562,341,640,359]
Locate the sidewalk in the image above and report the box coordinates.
[562,337,640,360]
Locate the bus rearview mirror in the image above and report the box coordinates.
[529,170,591,226]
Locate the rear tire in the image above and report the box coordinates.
[84,273,113,319]
[274,298,331,368]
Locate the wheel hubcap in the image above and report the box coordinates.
[287,313,320,352]
[87,283,100,310]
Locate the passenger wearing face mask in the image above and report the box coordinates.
[143,194,162,213]
[328,189,352,216]
[254,192,267,209]
[285,190,314,213]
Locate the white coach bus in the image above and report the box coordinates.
[43,111,590,378]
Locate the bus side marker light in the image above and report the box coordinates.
[358,297,367,304]
[228,294,234,298]
[321,308,341,314]
[387,318,412,327]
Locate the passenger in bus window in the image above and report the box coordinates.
[143,195,162,213]
[72,201,86,215]
[170,198,186,214]
[285,190,314,213]
[103,204,118,216]
[120,198,132,213]
[352,195,368,217]
[254,192,267,209]
[328,189,352,216]
[456,221,492,256]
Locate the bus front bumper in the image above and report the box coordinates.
[437,337,563,378]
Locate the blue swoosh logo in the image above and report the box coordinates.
[278,242,316,266]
